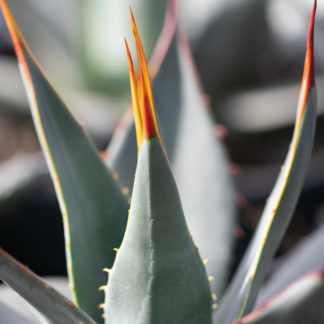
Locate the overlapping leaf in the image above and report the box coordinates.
[0,248,96,324]
[259,223,324,303]
[239,270,324,324]
[214,2,317,323]
[0,1,128,322]
[107,0,236,295]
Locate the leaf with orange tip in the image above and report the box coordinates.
[214,2,317,323]
[105,8,213,323]
[107,0,236,297]
[0,1,128,323]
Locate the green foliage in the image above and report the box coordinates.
[106,139,212,323]
[107,35,236,296]
[0,0,320,324]
[22,53,128,322]
[0,248,95,323]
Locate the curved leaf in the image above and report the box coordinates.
[0,2,128,322]
[0,248,96,324]
[259,223,324,303]
[107,1,236,296]
[239,270,324,324]
[214,2,317,323]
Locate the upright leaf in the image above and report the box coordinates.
[0,1,128,322]
[0,248,96,324]
[107,0,236,295]
[214,2,317,323]
[105,16,212,323]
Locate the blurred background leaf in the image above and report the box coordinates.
[239,270,324,324]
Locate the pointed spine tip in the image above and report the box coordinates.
[127,10,163,149]
[122,187,129,195]
[306,0,316,88]
[98,285,106,292]
[297,0,317,119]
[0,0,25,65]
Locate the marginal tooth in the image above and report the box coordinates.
[212,303,218,310]
[212,293,217,301]
[103,268,110,273]
[98,304,105,310]
[113,173,119,181]
[203,258,209,265]
[98,285,106,292]
[122,187,129,195]
[208,276,215,282]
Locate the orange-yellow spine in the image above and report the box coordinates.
[297,0,316,122]
[125,39,143,148]
[126,9,163,149]
[0,0,31,85]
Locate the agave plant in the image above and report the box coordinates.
[0,0,321,323]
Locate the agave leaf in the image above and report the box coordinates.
[107,2,236,295]
[0,301,31,324]
[105,16,212,322]
[214,2,317,323]
[0,248,96,324]
[238,270,324,324]
[105,139,212,324]
[259,223,324,303]
[0,2,128,322]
